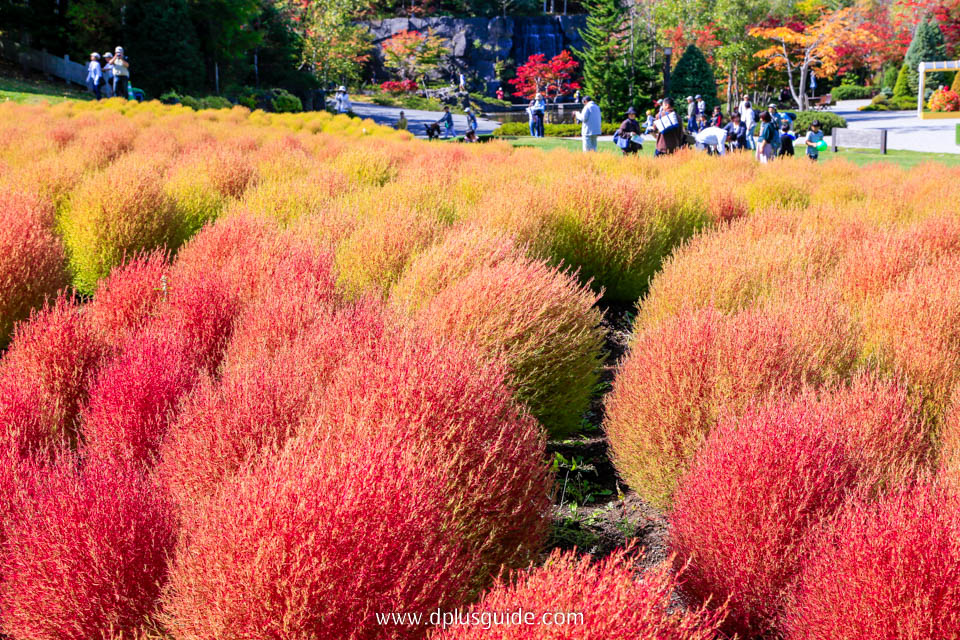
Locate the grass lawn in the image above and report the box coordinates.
[501,136,960,168]
[0,68,91,104]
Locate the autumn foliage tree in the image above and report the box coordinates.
[750,8,877,109]
[382,29,446,85]
[508,51,581,99]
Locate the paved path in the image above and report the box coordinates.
[350,102,502,137]
[828,99,960,154]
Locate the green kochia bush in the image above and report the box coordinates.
[60,155,182,295]
[792,111,846,135]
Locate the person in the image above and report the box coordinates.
[496,87,504,100]
[724,112,748,150]
[643,109,655,134]
[425,122,441,140]
[85,52,102,100]
[575,95,602,152]
[464,129,479,143]
[465,107,478,132]
[686,96,697,131]
[804,119,825,162]
[757,111,777,163]
[334,86,351,114]
[458,72,466,92]
[655,97,683,156]
[614,106,643,155]
[710,105,723,127]
[767,104,783,129]
[101,53,115,97]
[438,105,454,138]
[396,110,408,131]
[573,89,580,103]
[111,46,130,100]
[526,101,538,137]
[696,94,706,116]
[778,120,795,157]
[695,123,728,155]
[532,92,546,138]
[740,99,755,149]
[691,112,707,134]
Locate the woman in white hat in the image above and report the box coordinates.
[85,52,103,100]
[334,85,351,114]
[111,46,131,100]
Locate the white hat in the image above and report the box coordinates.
[104,52,113,59]
[91,52,100,59]
[115,46,124,54]
[465,107,471,112]
[338,85,346,92]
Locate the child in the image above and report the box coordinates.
[805,119,824,162]
[778,120,795,157]
[643,109,655,134]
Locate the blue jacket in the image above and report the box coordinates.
[439,111,453,127]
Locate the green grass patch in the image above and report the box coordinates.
[0,72,91,104]
[504,135,651,156]
[956,123,959,146]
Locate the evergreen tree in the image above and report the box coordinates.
[893,63,912,99]
[903,14,948,95]
[669,45,717,111]
[952,69,960,94]
[125,0,204,97]
[579,0,656,119]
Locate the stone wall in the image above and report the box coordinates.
[363,16,586,94]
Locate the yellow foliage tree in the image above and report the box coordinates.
[749,7,877,109]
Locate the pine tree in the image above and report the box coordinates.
[952,69,960,94]
[669,45,717,111]
[578,0,656,119]
[904,14,948,95]
[893,63,912,99]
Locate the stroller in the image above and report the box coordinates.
[424,122,442,140]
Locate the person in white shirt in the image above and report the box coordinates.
[574,95,602,152]
[101,53,115,97]
[695,125,728,155]
[85,53,102,100]
[739,98,755,149]
[111,46,130,100]
[334,86,351,114]
[696,94,706,116]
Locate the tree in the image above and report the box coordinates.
[903,14,948,94]
[381,29,446,84]
[580,0,657,118]
[669,44,717,110]
[189,0,262,92]
[508,51,580,99]
[125,0,204,97]
[277,0,373,89]
[750,8,877,110]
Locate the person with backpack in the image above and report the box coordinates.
[465,107,478,132]
[757,111,777,163]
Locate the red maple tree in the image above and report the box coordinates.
[508,51,581,99]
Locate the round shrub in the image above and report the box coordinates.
[0,297,106,451]
[0,189,69,344]
[163,322,550,639]
[0,458,176,640]
[83,250,170,349]
[670,398,860,637]
[606,297,860,507]
[416,255,605,438]
[434,548,727,640]
[792,110,846,134]
[390,224,520,315]
[784,485,960,639]
[61,153,180,294]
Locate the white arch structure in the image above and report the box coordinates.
[918,60,960,119]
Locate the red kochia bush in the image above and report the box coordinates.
[784,485,960,640]
[0,188,69,344]
[605,296,859,508]
[0,458,176,640]
[434,548,726,640]
[163,323,551,640]
[83,274,239,466]
[0,297,106,452]
[670,399,861,637]
[84,250,170,348]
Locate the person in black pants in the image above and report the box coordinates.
[615,107,643,155]
[724,112,748,150]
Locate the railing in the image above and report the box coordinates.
[0,38,88,86]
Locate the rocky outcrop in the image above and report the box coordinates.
[363,15,586,95]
